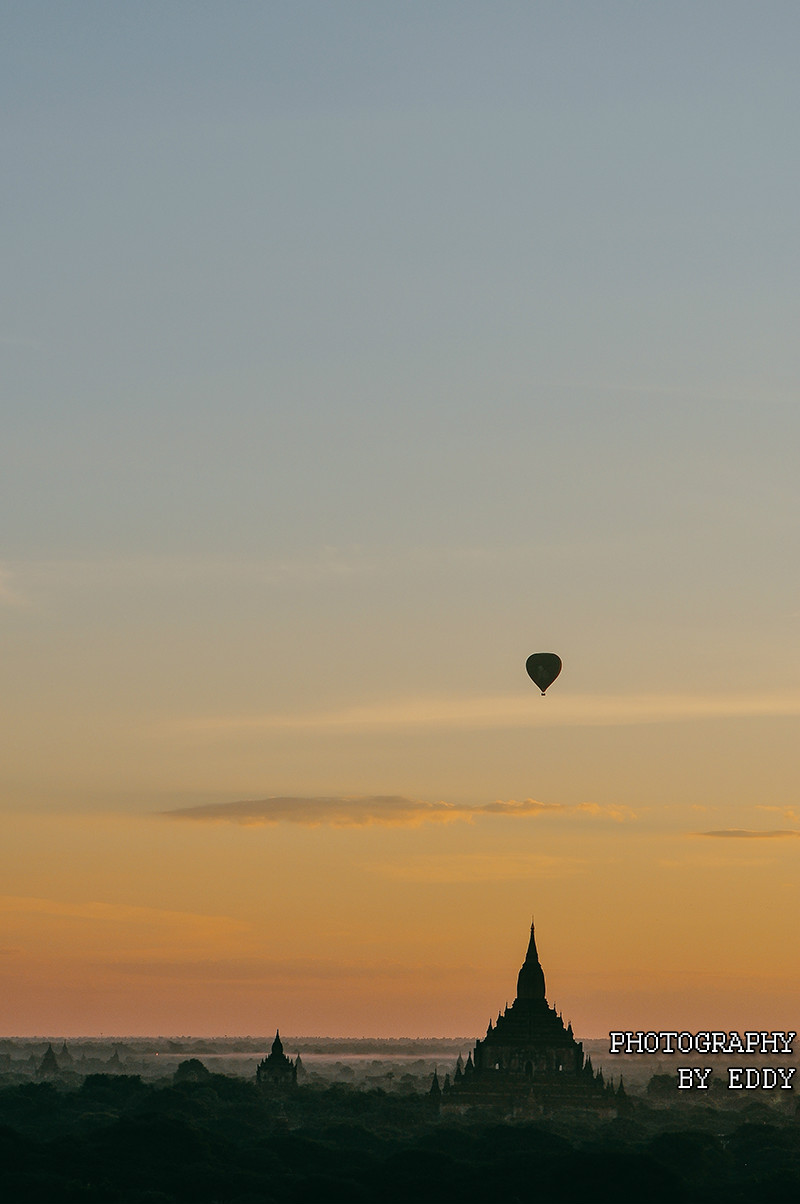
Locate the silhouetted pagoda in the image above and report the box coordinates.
[443,922,611,1112]
[256,1031,298,1089]
[37,1043,59,1078]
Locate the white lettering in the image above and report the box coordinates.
[677,1067,712,1089]
[607,1029,794,1058]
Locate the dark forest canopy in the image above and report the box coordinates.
[0,1072,799,1203]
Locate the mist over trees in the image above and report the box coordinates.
[0,1066,799,1203]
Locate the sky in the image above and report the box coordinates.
[2,1,799,1039]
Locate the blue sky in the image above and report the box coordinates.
[4,0,799,792]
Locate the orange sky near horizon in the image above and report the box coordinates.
[2,788,798,1039]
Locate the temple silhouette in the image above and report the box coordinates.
[438,921,615,1111]
[256,1031,298,1089]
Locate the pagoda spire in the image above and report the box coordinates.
[515,919,546,1001]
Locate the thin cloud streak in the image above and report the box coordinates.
[162,795,634,828]
[757,805,800,822]
[483,799,634,822]
[164,795,459,828]
[172,691,800,736]
[696,829,800,839]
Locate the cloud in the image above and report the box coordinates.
[163,795,461,828]
[756,805,800,822]
[696,829,800,839]
[173,690,800,736]
[161,795,634,828]
[481,799,635,822]
[477,798,563,816]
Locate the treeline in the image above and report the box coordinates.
[0,1071,799,1202]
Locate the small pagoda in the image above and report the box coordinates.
[256,1031,298,1089]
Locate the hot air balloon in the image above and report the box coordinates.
[525,652,562,695]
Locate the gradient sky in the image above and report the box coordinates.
[2,1,799,1038]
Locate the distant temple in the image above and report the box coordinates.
[37,1043,60,1078]
[440,922,614,1111]
[256,1031,298,1089]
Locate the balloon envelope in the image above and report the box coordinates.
[525,652,562,695]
